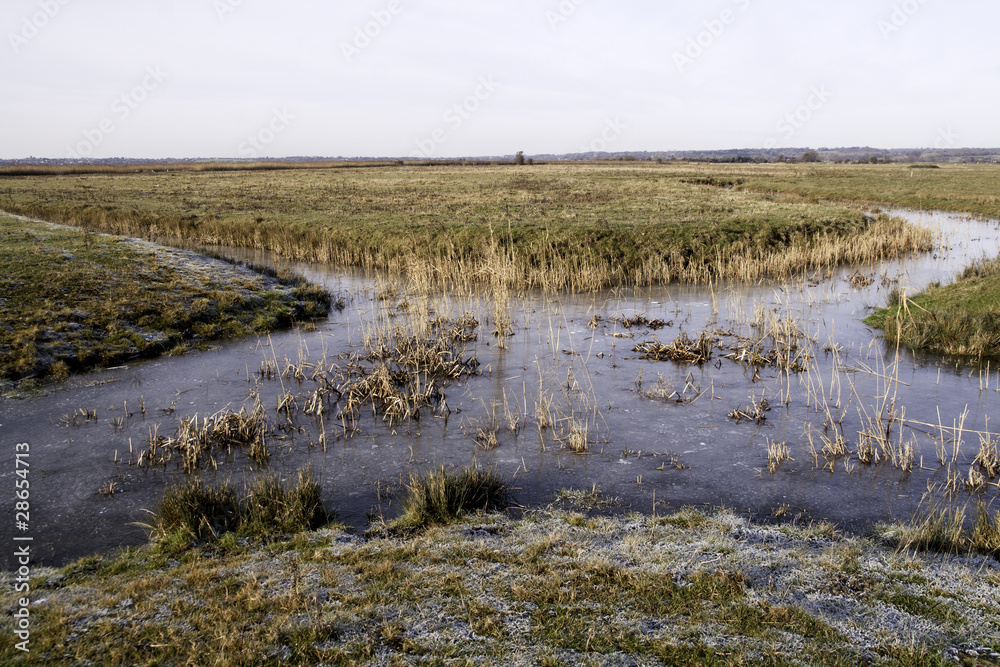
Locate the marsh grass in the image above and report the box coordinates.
[633,330,715,364]
[395,464,509,528]
[0,163,936,294]
[729,396,771,425]
[887,498,1000,559]
[766,439,793,473]
[240,466,330,537]
[140,396,272,472]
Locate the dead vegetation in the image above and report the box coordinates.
[729,396,771,425]
[633,330,715,364]
[139,396,272,473]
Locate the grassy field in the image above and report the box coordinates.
[0,214,331,386]
[705,162,1000,219]
[0,162,937,292]
[3,504,998,665]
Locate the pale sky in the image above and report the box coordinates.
[2,0,998,159]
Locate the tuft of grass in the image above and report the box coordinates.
[152,478,240,542]
[150,465,331,549]
[396,464,509,528]
[240,466,330,537]
[886,500,1000,558]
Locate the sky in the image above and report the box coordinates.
[2,0,998,160]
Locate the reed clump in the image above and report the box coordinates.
[633,369,702,404]
[633,331,714,364]
[888,499,1000,559]
[151,465,330,546]
[728,397,771,425]
[766,439,792,473]
[140,398,272,472]
[614,313,669,329]
[395,464,509,528]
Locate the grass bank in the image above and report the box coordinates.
[3,504,999,665]
[0,213,332,387]
[0,163,934,292]
[865,255,1000,359]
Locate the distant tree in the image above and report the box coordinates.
[799,150,820,163]
[514,151,525,166]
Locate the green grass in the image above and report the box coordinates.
[865,255,1000,358]
[0,214,331,385]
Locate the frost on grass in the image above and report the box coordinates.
[4,508,1000,664]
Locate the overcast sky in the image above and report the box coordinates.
[2,0,998,159]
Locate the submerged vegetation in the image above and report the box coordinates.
[0,162,938,292]
[0,214,331,385]
[866,254,1000,359]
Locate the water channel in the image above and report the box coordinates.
[3,208,999,568]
